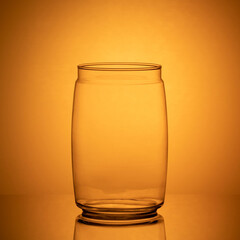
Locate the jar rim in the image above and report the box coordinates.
[78,62,161,71]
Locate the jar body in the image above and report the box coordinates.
[72,63,168,225]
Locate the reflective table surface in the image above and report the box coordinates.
[0,194,239,239]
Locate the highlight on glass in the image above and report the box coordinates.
[72,62,168,225]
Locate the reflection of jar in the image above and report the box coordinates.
[72,63,168,225]
[74,215,166,240]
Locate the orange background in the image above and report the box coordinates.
[0,0,239,195]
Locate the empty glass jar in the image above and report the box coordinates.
[72,63,168,225]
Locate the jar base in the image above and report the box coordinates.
[76,199,163,226]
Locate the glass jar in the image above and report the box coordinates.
[72,63,168,225]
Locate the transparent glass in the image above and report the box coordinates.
[72,63,168,225]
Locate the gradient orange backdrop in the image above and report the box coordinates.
[0,0,239,195]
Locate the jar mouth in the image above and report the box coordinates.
[78,62,161,71]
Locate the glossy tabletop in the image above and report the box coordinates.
[0,194,239,239]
